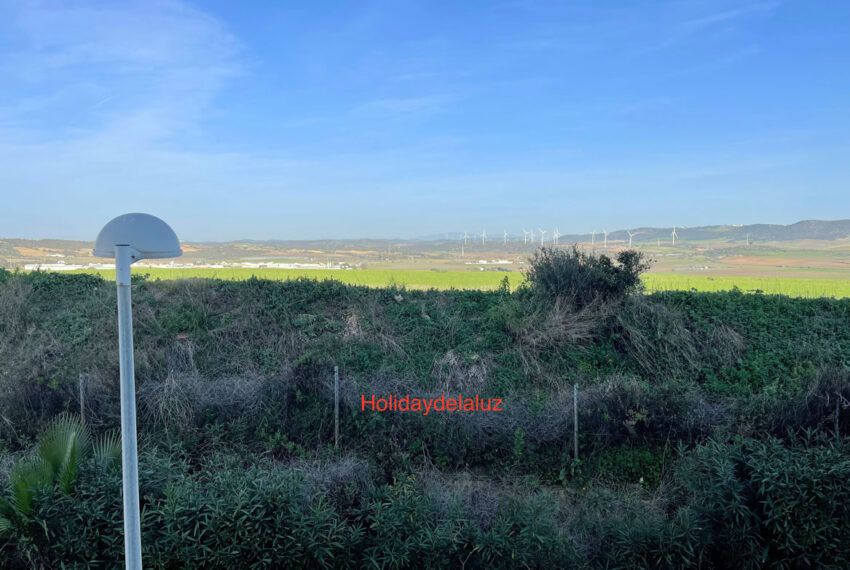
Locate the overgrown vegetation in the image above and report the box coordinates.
[1,249,849,568]
[525,246,650,308]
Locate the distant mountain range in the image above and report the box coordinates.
[2,220,850,263]
[421,219,850,244]
[569,219,850,245]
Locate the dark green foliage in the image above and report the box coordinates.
[3,451,583,569]
[0,414,120,566]
[652,289,850,394]
[589,444,665,486]
[600,507,704,570]
[674,434,850,569]
[759,367,850,436]
[525,246,650,307]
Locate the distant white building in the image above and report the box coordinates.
[464,259,514,266]
[25,261,84,271]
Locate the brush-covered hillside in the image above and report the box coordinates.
[1,248,849,569]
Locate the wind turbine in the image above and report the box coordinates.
[503,229,508,244]
[463,231,469,246]
[671,226,678,247]
[626,230,642,248]
[481,229,487,245]
[522,229,529,244]
[538,228,547,245]
[553,227,560,246]
[603,229,608,250]
[591,230,596,247]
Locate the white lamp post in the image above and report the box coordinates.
[93,213,182,570]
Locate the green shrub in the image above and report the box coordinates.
[675,434,850,568]
[580,375,724,445]
[601,507,704,570]
[3,455,587,569]
[590,444,665,486]
[0,414,120,568]
[762,367,850,436]
[525,246,649,308]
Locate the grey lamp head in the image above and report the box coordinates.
[93,213,182,261]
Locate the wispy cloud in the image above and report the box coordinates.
[0,0,242,145]
[0,0,257,237]
[630,1,781,57]
[680,1,781,33]
[356,95,454,115]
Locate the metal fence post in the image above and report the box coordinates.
[334,366,340,449]
[573,383,579,461]
[79,373,87,424]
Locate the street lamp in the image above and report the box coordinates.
[93,213,182,570]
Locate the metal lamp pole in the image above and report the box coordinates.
[116,245,142,570]
[94,213,182,570]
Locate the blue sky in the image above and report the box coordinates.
[1,0,848,240]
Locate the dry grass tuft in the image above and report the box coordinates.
[704,322,745,368]
[343,312,364,340]
[766,367,850,435]
[616,296,745,382]
[139,372,198,431]
[431,350,489,393]
[579,374,726,443]
[509,298,610,379]
[615,297,701,381]
[139,371,264,430]
[419,468,504,530]
[293,455,374,500]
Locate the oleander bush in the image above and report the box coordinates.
[672,433,850,569]
[4,434,848,568]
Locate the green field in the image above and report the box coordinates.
[76,267,524,290]
[643,273,850,298]
[70,267,850,298]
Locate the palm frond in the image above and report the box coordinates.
[8,457,52,517]
[37,413,91,493]
[0,514,12,535]
[93,431,122,468]
[0,496,13,518]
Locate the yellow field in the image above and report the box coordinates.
[64,267,850,298]
[643,273,850,298]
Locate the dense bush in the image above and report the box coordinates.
[652,290,850,394]
[4,427,850,568]
[524,246,649,308]
[579,374,725,445]
[674,434,850,569]
[2,451,583,569]
[761,367,850,436]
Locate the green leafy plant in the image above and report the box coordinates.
[0,414,119,536]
